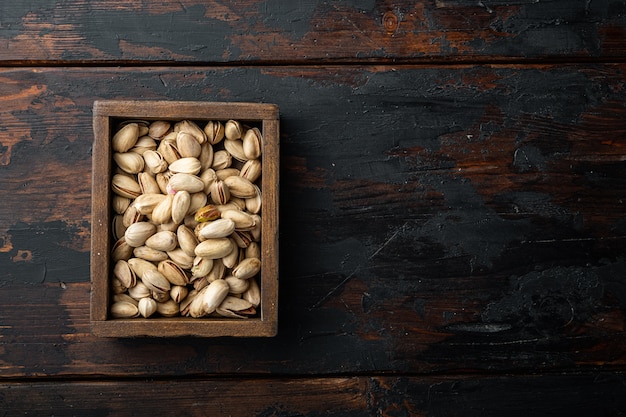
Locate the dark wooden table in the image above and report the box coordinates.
[1,1,626,415]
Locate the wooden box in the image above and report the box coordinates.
[91,100,279,337]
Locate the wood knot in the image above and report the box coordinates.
[382,11,399,34]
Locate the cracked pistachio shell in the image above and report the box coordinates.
[143,150,168,174]
[245,185,262,214]
[204,120,224,145]
[166,248,194,269]
[216,296,256,318]
[240,159,261,183]
[157,139,181,165]
[243,127,262,160]
[113,259,137,289]
[191,256,213,279]
[112,174,141,199]
[111,301,140,318]
[112,237,133,262]
[128,281,151,300]
[211,150,232,170]
[231,230,253,248]
[134,193,167,215]
[112,123,139,153]
[112,195,131,215]
[170,285,188,304]
[174,120,206,144]
[138,297,158,318]
[151,290,170,303]
[138,172,161,195]
[209,180,230,205]
[141,269,171,294]
[158,259,190,286]
[127,257,158,280]
[130,135,158,155]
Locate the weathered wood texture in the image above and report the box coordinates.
[0,0,624,63]
[1,375,625,417]
[0,65,625,378]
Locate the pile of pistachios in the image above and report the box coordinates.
[109,119,262,319]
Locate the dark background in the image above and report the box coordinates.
[1,1,626,415]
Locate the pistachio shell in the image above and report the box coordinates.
[194,204,221,222]
[128,257,158,279]
[169,157,201,175]
[112,195,131,215]
[243,277,261,307]
[138,297,158,318]
[156,299,180,317]
[133,245,169,262]
[148,120,171,139]
[243,127,262,160]
[138,172,161,194]
[130,136,157,155]
[207,258,226,282]
[112,214,127,241]
[112,123,139,153]
[122,204,143,227]
[151,290,170,303]
[240,159,262,183]
[166,248,194,269]
[111,237,133,262]
[188,279,230,317]
[113,259,137,288]
[198,218,236,239]
[223,139,246,162]
[221,243,240,269]
[221,209,255,231]
[232,257,262,280]
[170,285,189,303]
[191,256,213,279]
[177,224,199,257]
[211,150,232,170]
[113,293,138,306]
[216,296,256,318]
[204,120,224,145]
[224,175,256,198]
[143,150,168,174]
[188,192,208,215]
[157,139,181,165]
[224,120,243,140]
[174,120,206,144]
[245,241,261,259]
[158,259,190,286]
[142,269,171,293]
[171,190,191,224]
[124,221,157,247]
[199,142,214,170]
[245,185,262,214]
[176,132,202,158]
[150,194,173,224]
[145,230,177,252]
[194,238,234,259]
[167,173,205,194]
[225,276,249,295]
[133,193,167,215]
[112,174,141,199]
[128,281,151,300]
[209,180,230,205]
[111,301,140,318]
[113,151,145,174]
[215,168,240,181]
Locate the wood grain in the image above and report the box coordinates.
[0,1,624,63]
[0,375,624,416]
[0,65,625,378]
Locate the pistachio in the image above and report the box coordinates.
[111,301,140,318]
[194,204,221,223]
[215,168,240,181]
[114,151,145,174]
[124,221,157,247]
[111,277,127,295]
[225,276,249,295]
[224,119,243,140]
[174,120,207,144]
[150,193,173,224]
[166,248,194,269]
[221,209,256,231]
[231,230,253,248]
[112,174,141,199]
[145,230,177,252]
[204,120,224,145]
[207,258,226,282]
[148,120,171,139]
[113,195,131,215]
[156,299,180,317]
[112,123,139,153]
[224,176,256,198]
[188,192,208,216]
[223,139,247,162]
[142,269,171,293]
[169,157,201,175]
[130,136,157,155]
[176,132,202,158]
[243,127,262,160]
[138,172,162,195]
[143,150,168,174]
[157,139,181,165]
[209,180,230,205]
[240,159,262,183]
[211,150,232,170]
[191,256,213,279]
[198,218,236,239]
[221,243,240,269]
[243,278,261,307]
[194,238,234,259]
[232,257,262,280]
[151,290,170,303]
[128,281,152,300]
[113,293,138,306]
[200,168,218,194]
[192,279,230,317]
[133,245,169,262]
[111,237,133,262]
[113,260,137,289]
[156,172,171,194]
[245,241,261,259]
[112,214,127,241]
[167,173,205,194]
[158,259,190,286]
[128,257,158,279]
[199,142,214,170]
[170,285,189,303]
[216,296,256,318]
[177,224,199,257]
[138,297,158,318]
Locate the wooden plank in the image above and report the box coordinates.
[0,65,625,377]
[0,1,624,63]
[0,375,625,416]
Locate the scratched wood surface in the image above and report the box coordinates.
[1,0,626,415]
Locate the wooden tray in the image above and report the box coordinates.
[91,100,279,337]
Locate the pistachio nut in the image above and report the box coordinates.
[169,157,201,175]
[170,285,189,303]
[211,149,232,170]
[156,299,180,317]
[124,221,157,247]
[150,193,173,224]
[176,132,202,158]
[112,123,139,153]
[221,243,240,269]
[127,257,158,279]
[216,296,256,318]
[111,237,133,262]
[128,281,152,300]
[199,142,214,170]
[204,120,224,145]
[111,301,140,318]
[145,230,177,252]
[174,120,206,144]
[223,139,246,162]
[225,276,249,295]
[166,248,194,269]
[133,193,167,215]
[157,139,181,165]
[167,173,205,194]
[209,180,230,205]
[138,172,162,195]
[221,209,255,231]
[198,218,235,239]
[130,135,157,155]
[148,120,171,139]
[113,259,137,289]
[114,151,145,174]
[243,277,261,307]
[158,259,190,286]
[177,224,199,257]
[243,127,262,160]
[171,191,191,224]
[112,174,142,199]
[141,269,171,293]
[240,159,262,183]
[194,238,234,259]
[138,297,158,318]
[133,245,169,262]
[224,119,243,140]
[194,204,221,223]
[143,150,168,174]
[113,195,131,215]
[224,175,256,199]
[191,256,213,279]
[232,257,262,280]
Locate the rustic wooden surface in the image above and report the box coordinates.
[1,1,626,415]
